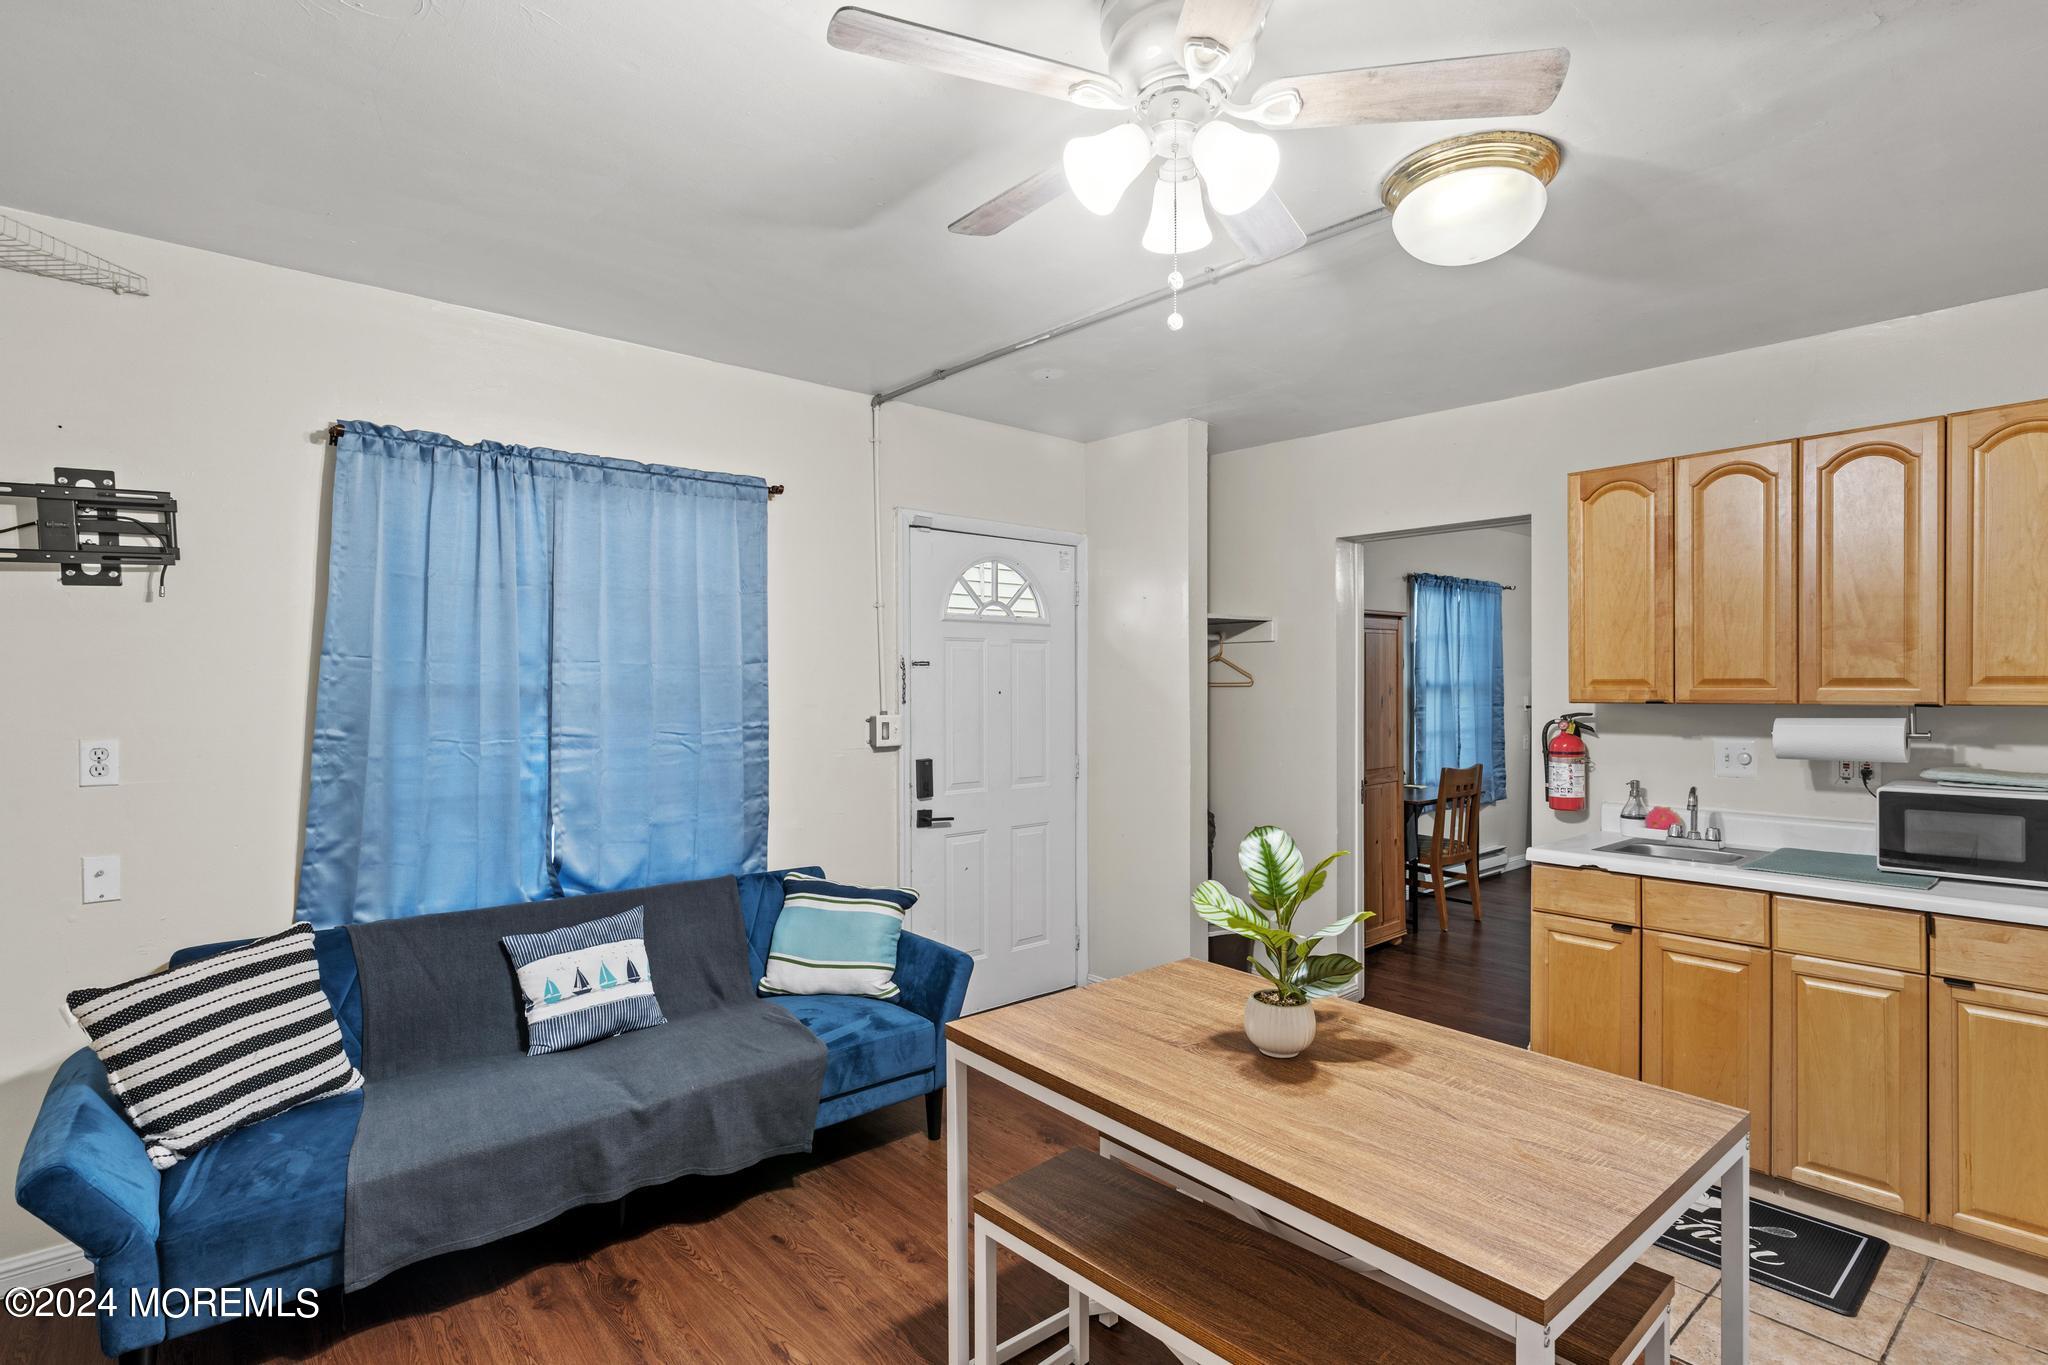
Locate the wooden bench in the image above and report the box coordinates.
[973,1149,1675,1365]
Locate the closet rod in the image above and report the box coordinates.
[324,423,784,498]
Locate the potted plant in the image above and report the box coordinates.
[1193,826,1369,1058]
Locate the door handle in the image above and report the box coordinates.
[916,809,954,829]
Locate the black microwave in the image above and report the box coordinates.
[1877,781,2048,888]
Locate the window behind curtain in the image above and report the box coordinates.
[1407,573,1507,805]
[297,422,768,928]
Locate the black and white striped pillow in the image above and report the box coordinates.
[66,922,365,1170]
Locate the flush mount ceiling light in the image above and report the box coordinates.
[1380,130,1561,267]
[827,3,1572,327]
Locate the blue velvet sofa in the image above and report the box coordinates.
[14,870,971,1361]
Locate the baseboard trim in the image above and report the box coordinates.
[0,1240,89,1290]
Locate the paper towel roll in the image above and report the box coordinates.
[1771,716,1910,763]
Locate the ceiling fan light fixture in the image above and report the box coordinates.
[1141,174,1212,255]
[1191,119,1280,216]
[1381,130,1561,267]
[1062,122,1152,215]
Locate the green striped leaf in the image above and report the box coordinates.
[1238,826,1303,912]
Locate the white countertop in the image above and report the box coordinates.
[1527,830,2048,929]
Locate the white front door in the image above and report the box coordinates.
[906,526,1080,1013]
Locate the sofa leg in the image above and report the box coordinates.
[926,1088,944,1142]
[119,1348,156,1365]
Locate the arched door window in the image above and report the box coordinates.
[946,559,1044,621]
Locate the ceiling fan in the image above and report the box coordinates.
[826,1,1570,270]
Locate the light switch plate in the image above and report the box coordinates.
[82,854,121,903]
[80,738,119,786]
[1713,738,1759,778]
[867,713,902,751]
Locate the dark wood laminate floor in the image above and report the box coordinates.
[1358,865,1532,1048]
[5,881,1527,1365]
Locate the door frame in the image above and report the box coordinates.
[895,508,1090,993]
[1334,516,1533,986]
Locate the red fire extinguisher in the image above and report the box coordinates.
[1543,712,1597,811]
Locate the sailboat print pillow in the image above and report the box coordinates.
[501,907,667,1056]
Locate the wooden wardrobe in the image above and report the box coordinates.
[1361,610,1408,950]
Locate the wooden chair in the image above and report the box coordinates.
[1420,763,1484,931]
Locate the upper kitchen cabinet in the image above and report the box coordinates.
[1569,459,1673,702]
[1798,420,1944,704]
[1674,443,1797,703]
[1948,399,2048,703]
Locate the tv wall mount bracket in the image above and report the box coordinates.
[0,467,180,587]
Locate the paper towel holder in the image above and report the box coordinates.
[1905,707,1935,744]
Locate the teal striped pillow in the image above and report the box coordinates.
[759,873,917,999]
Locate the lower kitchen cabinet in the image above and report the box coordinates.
[1642,931,1771,1171]
[1772,952,1927,1218]
[1931,978,2048,1258]
[1531,911,1639,1078]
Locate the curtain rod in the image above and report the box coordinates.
[324,423,784,498]
[1403,571,1516,590]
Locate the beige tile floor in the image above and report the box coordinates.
[1633,1244,2048,1363]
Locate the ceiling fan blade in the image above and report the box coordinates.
[1176,0,1272,54]
[1246,47,1570,128]
[827,7,1121,103]
[948,165,1069,236]
[1220,189,1307,264]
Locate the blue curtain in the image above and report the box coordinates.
[297,422,768,928]
[1408,573,1507,805]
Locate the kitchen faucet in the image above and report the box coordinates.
[1669,786,1724,848]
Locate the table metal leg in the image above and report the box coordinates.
[975,1219,999,1365]
[1514,1316,1555,1364]
[1720,1140,1750,1364]
[950,1054,971,1365]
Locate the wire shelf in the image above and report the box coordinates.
[0,214,148,295]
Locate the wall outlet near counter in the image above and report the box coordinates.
[1832,760,1881,789]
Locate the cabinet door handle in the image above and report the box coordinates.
[1941,977,1976,990]
[1611,923,1635,934]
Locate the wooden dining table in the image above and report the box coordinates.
[944,959,1752,1364]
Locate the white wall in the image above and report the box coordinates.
[1210,285,2048,885]
[0,213,1107,1263]
[1355,524,1534,865]
[1084,419,1209,980]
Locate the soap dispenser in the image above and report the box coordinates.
[1620,780,1649,834]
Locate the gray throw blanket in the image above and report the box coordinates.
[342,877,826,1290]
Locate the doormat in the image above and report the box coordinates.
[1654,1187,1888,1317]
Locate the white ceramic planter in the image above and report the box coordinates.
[1243,991,1317,1058]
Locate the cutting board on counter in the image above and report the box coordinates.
[1745,848,1937,890]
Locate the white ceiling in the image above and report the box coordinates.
[5,0,2047,451]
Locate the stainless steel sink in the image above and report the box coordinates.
[1594,839,1761,866]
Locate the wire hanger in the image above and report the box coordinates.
[1209,635,1254,688]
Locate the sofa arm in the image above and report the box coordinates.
[15,1049,165,1355]
[895,931,973,1078]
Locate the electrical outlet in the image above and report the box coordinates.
[1831,761,1881,789]
[82,854,121,904]
[1713,739,1759,777]
[80,738,119,786]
